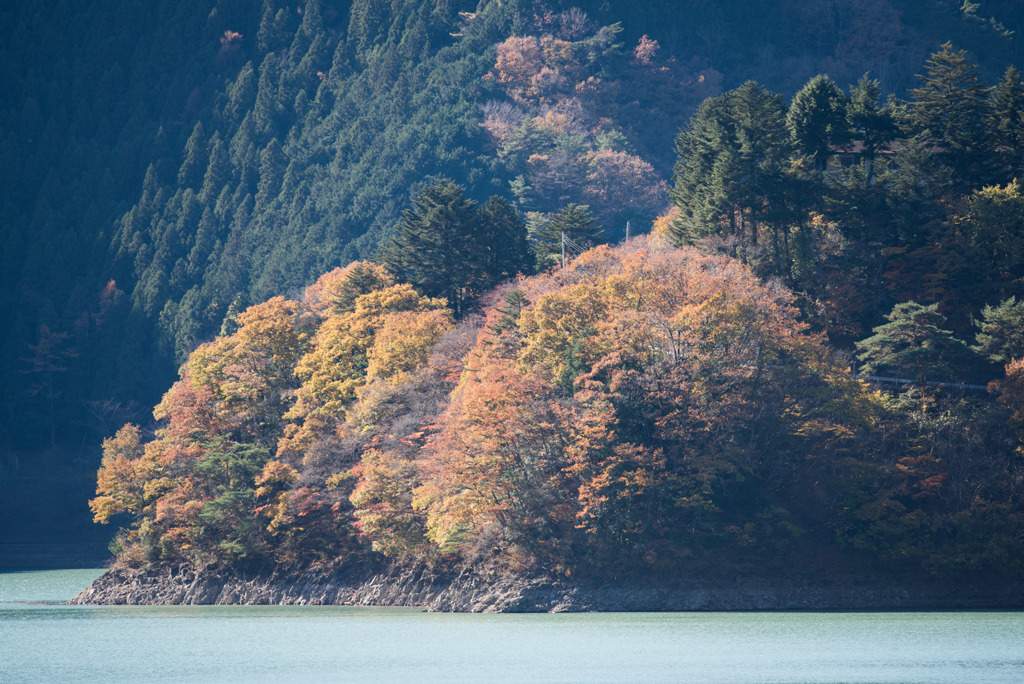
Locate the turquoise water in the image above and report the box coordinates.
[2,570,1023,683]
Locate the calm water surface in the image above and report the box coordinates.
[1,569,1022,683]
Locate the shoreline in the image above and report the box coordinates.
[69,562,1024,612]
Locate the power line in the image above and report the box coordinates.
[561,231,590,268]
[852,373,990,392]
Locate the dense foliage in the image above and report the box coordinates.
[6,0,1024,455]
[92,237,1024,576]
[3,0,1024,574]
[670,44,1024,357]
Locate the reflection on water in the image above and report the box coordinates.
[1,570,1023,683]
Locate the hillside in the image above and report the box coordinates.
[2,0,1024,569]
[84,235,1023,592]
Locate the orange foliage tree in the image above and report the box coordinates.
[412,237,873,568]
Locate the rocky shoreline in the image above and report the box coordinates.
[70,561,1024,612]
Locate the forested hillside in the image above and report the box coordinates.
[91,236,1024,577]
[2,0,1024,567]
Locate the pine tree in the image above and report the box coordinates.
[477,196,535,284]
[855,301,970,383]
[845,74,897,183]
[787,74,849,172]
[177,121,207,190]
[199,133,229,204]
[255,139,285,209]
[532,203,602,267]
[671,91,737,242]
[974,297,1024,365]
[990,65,1024,182]
[257,2,292,54]
[905,43,992,188]
[223,62,257,127]
[488,289,529,338]
[329,262,394,314]
[379,179,483,317]
[671,81,791,251]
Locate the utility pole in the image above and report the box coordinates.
[561,231,566,269]
[625,220,630,241]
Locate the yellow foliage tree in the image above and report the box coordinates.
[90,424,152,524]
[366,309,454,384]
[280,284,449,462]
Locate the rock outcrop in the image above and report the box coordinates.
[71,561,1024,612]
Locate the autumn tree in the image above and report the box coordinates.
[414,238,873,568]
[186,297,310,447]
[90,424,149,525]
[350,447,428,556]
[997,358,1024,460]
[280,281,448,463]
[366,309,454,384]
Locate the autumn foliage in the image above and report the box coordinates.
[89,235,1024,576]
[411,240,877,567]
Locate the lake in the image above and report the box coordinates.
[1,569,1022,683]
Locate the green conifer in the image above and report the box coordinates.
[478,196,535,283]
[787,74,848,172]
[856,301,970,382]
[990,65,1024,182]
[974,297,1024,365]
[379,179,482,317]
[905,42,992,187]
[532,203,602,266]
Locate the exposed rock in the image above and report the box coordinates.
[70,560,1024,612]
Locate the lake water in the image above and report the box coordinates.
[2,570,1023,683]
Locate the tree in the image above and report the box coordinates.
[186,296,309,446]
[477,196,535,284]
[905,43,992,188]
[671,81,791,258]
[945,180,1024,318]
[845,74,897,178]
[350,447,427,556]
[415,238,872,565]
[279,282,448,462]
[366,309,454,384]
[974,297,1024,364]
[325,261,395,315]
[177,122,207,190]
[996,358,1024,460]
[379,180,484,318]
[582,149,669,227]
[90,424,149,524]
[855,301,970,382]
[990,65,1024,182]
[787,75,849,172]
[22,324,77,448]
[847,73,897,161]
[671,91,739,243]
[531,203,603,267]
